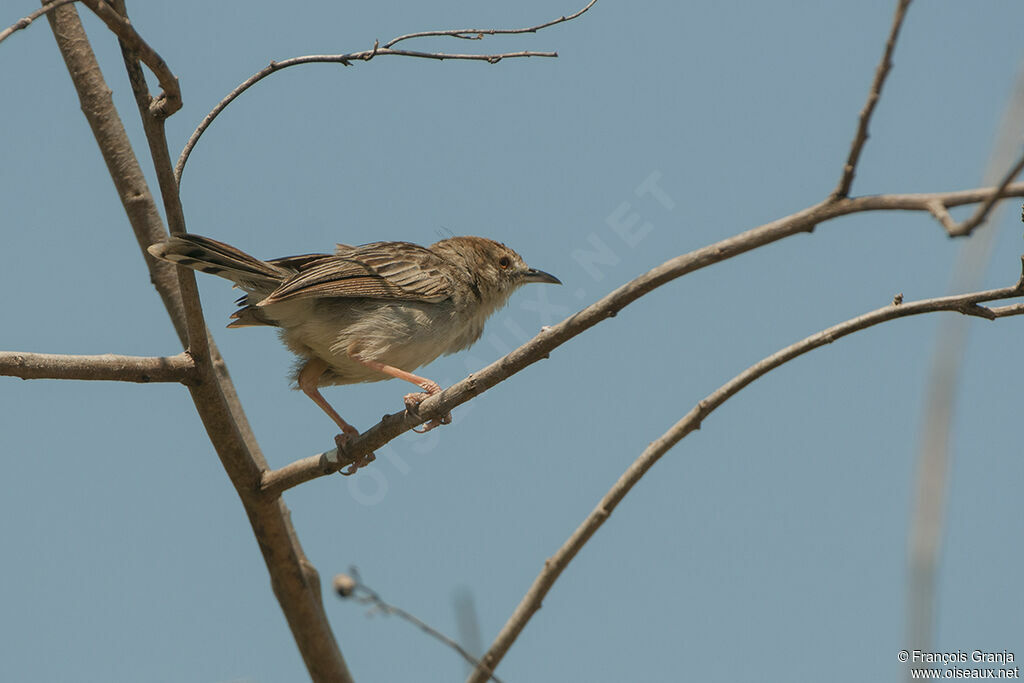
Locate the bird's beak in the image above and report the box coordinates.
[522,268,562,285]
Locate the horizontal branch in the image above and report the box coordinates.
[260,182,1024,496]
[468,263,1024,683]
[384,0,597,48]
[0,351,197,383]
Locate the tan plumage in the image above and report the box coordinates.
[148,233,560,473]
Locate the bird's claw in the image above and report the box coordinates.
[335,431,375,476]
[404,392,452,433]
[411,413,452,434]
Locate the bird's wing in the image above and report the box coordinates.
[265,253,336,272]
[259,242,455,304]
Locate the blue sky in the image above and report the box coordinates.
[2,1,1023,681]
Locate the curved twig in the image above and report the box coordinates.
[0,351,196,383]
[259,182,1024,496]
[80,0,180,117]
[334,569,503,683]
[0,0,78,44]
[467,264,1024,683]
[174,1,597,185]
[383,0,597,48]
[4,2,179,116]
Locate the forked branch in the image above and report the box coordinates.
[260,181,1024,495]
[44,2,351,680]
[3,0,181,116]
[946,150,1024,236]
[174,1,597,184]
[466,263,1024,682]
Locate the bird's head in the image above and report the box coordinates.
[432,236,561,306]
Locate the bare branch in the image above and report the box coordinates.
[7,0,183,116]
[947,148,1024,236]
[175,2,595,185]
[383,47,554,61]
[43,0,187,345]
[924,198,958,234]
[260,182,1024,495]
[468,268,1024,683]
[0,0,77,43]
[0,351,196,383]
[78,0,180,116]
[832,0,913,199]
[383,0,597,48]
[334,569,503,683]
[26,3,1019,679]
[46,3,353,680]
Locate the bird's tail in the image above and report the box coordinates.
[147,233,288,291]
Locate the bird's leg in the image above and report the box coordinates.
[297,357,374,474]
[348,354,453,433]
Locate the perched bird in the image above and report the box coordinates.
[148,233,560,472]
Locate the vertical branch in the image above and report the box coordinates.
[41,0,189,345]
[831,0,912,199]
[44,3,353,681]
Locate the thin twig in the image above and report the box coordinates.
[0,351,196,383]
[174,1,596,185]
[924,199,958,234]
[832,0,913,199]
[948,147,1024,236]
[468,265,1024,683]
[175,47,555,184]
[5,0,180,118]
[334,569,503,683]
[0,0,78,44]
[383,0,597,48]
[259,181,1024,496]
[5,0,181,115]
[82,0,180,116]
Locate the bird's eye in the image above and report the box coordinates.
[498,256,511,269]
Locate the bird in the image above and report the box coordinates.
[148,233,561,473]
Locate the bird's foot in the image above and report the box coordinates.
[335,428,375,475]
[404,392,453,434]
